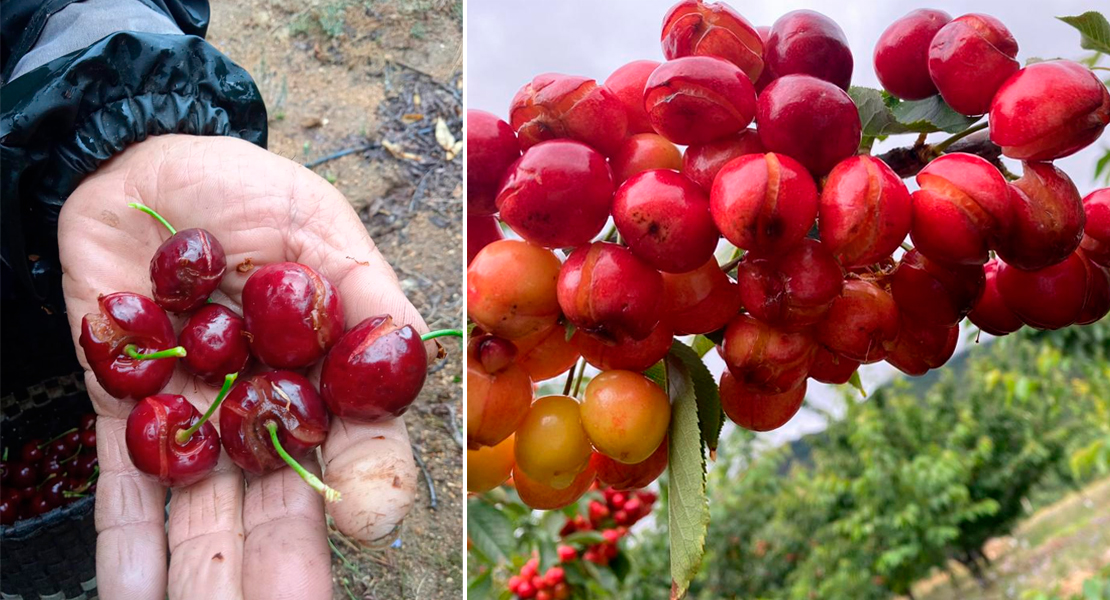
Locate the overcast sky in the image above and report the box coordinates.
[467,1,1109,448]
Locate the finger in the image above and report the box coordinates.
[166,452,246,600]
[241,460,332,600]
[88,374,169,600]
[321,416,418,543]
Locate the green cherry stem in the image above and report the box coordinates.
[176,373,238,445]
[127,202,177,235]
[39,427,78,449]
[932,122,989,154]
[421,329,463,342]
[264,421,342,503]
[124,344,187,360]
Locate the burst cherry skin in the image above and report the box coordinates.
[873,9,951,100]
[765,10,853,90]
[126,394,221,487]
[737,238,843,330]
[241,262,345,369]
[321,315,427,422]
[509,73,629,156]
[817,279,900,364]
[613,169,718,273]
[719,371,806,432]
[927,14,1019,116]
[995,162,1086,271]
[819,155,912,269]
[180,304,251,387]
[467,109,521,215]
[496,139,615,249]
[910,153,1012,266]
[644,56,757,146]
[990,60,1110,161]
[80,292,179,400]
[721,314,816,394]
[660,0,765,82]
[150,228,227,313]
[756,75,861,176]
[219,371,330,475]
[557,242,664,343]
[711,152,818,253]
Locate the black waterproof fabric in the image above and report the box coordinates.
[0,1,267,395]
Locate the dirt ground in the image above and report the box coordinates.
[206,2,463,598]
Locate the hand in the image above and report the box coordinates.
[59,135,427,600]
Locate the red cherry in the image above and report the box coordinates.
[79,292,183,400]
[0,497,16,526]
[557,242,663,343]
[661,259,742,335]
[125,393,221,488]
[1081,189,1110,268]
[604,60,661,134]
[884,318,959,376]
[890,249,985,327]
[591,440,668,491]
[20,440,44,463]
[756,75,861,175]
[41,478,69,507]
[819,155,912,269]
[320,315,429,422]
[612,170,718,273]
[9,462,37,488]
[79,430,97,449]
[179,304,251,387]
[809,347,860,385]
[817,279,900,364]
[74,453,98,478]
[496,140,615,249]
[711,152,818,254]
[968,258,1023,336]
[682,128,764,191]
[645,56,757,146]
[130,203,227,313]
[873,9,951,100]
[765,10,853,90]
[509,73,629,156]
[242,262,344,369]
[719,370,806,432]
[990,60,1109,161]
[997,251,1089,330]
[557,545,578,562]
[928,14,1019,116]
[995,163,1085,271]
[466,214,504,266]
[220,371,338,501]
[1077,254,1110,325]
[27,493,52,517]
[80,413,97,431]
[659,0,764,82]
[737,238,843,330]
[467,109,521,215]
[721,314,816,394]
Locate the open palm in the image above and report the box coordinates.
[59,135,426,600]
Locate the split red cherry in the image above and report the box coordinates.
[242,262,345,369]
[79,292,186,400]
[219,370,338,501]
[928,13,1019,116]
[1082,189,1110,268]
[557,242,664,343]
[129,203,226,313]
[179,304,251,387]
[644,56,757,146]
[321,316,460,422]
[711,152,818,254]
[660,0,764,82]
[125,376,232,488]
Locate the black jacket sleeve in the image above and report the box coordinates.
[0,0,267,394]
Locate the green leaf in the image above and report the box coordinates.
[1057,12,1110,54]
[664,352,710,598]
[891,96,979,134]
[564,321,576,342]
[848,371,867,398]
[669,341,724,452]
[609,550,632,581]
[467,499,516,564]
[691,334,716,358]
[1095,148,1110,186]
[849,86,978,137]
[644,360,666,388]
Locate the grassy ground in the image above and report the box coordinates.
[207,2,463,598]
[914,477,1110,600]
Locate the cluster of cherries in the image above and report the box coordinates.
[506,558,568,600]
[466,0,1110,510]
[80,203,453,497]
[0,414,99,525]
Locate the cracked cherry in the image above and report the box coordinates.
[737,238,843,330]
[995,162,1085,271]
[928,14,1019,116]
[220,370,339,501]
[126,390,223,488]
[180,304,251,387]
[130,203,226,313]
[557,242,664,343]
[721,313,816,394]
[321,315,431,422]
[820,155,912,269]
[682,128,764,191]
[79,292,184,400]
[509,73,628,156]
[1082,189,1110,268]
[660,0,764,82]
[242,262,344,369]
[711,152,818,254]
[890,249,985,327]
[817,279,900,364]
[645,56,757,146]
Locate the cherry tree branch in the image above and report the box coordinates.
[876,130,1013,180]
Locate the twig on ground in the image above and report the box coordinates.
[411,444,438,509]
[303,143,379,169]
